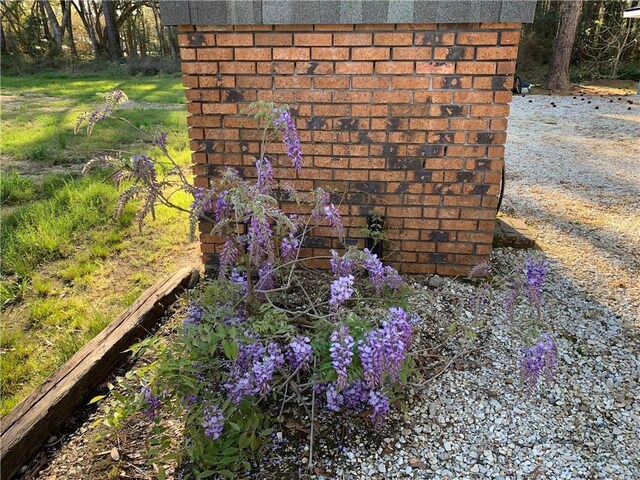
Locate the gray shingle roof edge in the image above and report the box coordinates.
[159,1,536,26]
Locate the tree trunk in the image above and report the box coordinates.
[545,0,584,90]
[165,25,178,60]
[73,0,100,57]
[39,0,63,51]
[0,17,6,54]
[102,0,120,60]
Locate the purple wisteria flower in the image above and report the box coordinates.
[359,307,413,388]
[257,261,275,291]
[383,266,403,290]
[214,191,228,221]
[280,234,300,262]
[363,249,385,293]
[191,187,214,216]
[131,154,157,184]
[330,275,355,310]
[326,383,344,412]
[219,239,239,276]
[256,156,274,193]
[330,326,354,389]
[520,334,558,392]
[274,109,303,174]
[184,304,205,327]
[202,405,224,440]
[252,342,285,394]
[368,390,390,425]
[330,250,354,277]
[247,215,274,266]
[342,380,369,410]
[141,386,161,421]
[525,257,548,306]
[152,131,167,149]
[287,336,312,371]
[323,203,344,238]
[230,268,248,294]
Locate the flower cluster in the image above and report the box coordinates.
[141,386,161,421]
[280,234,299,262]
[359,307,413,389]
[184,304,205,327]
[520,334,558,392]
[75,90,128,135]
[329,275,354,310]
[525,257,548,306]
[202,405,224,440]
[329,326,354,389]
[287,336,312,371]
[274,109,302,174]
[226,340,285,403]
[256,157,274,194]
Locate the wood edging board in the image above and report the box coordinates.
[1,267,198,480]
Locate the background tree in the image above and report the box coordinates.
[545,0,584,90]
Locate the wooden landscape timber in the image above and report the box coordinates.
[0,267,199,480]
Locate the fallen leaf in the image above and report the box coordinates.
[409,457,427,468]
[110,447,120,461]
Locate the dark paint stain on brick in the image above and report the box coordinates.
[471,184,491,195]
[445,46,466,61]
[346,192,367,204]
[303,236,328,248]
[429,231,449,242]
[200,140,218,153]
[434,132,455,143]
[492,76,508,90]
[433,183,454,194]
[387,118,401,131]
[344,238,359,246]
[358,132,372,144]
[330,192,342,204]
[359,205,375,216]
[306,61,319,74]
[225,90,245,103]
[395,182,411,193]
[354,181,383,194]
[289,107,300,116]
[389,157,423,170]
[383,144,399,159]
[188,33,204,46]
[476,159,492,170]
[417,32,444,45]
[457,171,475,182]
[339,118,359,131]
[240,141,249,153]
[306,117,327,130]
[414,170,433,182]
[442,77,463,89]
[420,144,445,157]
[428,253,449,264]
[440,105,464,117]
[205,164,218,176]
[475,132,495,144]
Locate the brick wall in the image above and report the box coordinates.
[177,22,521,276]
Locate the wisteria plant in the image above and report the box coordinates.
[79,92,418,478]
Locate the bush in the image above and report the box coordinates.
[80,93,559,478]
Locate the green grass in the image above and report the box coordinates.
[0,72,197,416]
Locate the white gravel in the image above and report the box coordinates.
[314,95,640,480]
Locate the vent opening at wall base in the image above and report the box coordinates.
[366,214,385,259]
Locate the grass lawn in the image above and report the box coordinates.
[0,72,199,416]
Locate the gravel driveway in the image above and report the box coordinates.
[323,95,640,480]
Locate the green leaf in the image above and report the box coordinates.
[222,340,239,361]
[88,395,106,405]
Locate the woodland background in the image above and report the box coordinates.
[1,0,638,84]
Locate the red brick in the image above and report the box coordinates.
[415,32,454,45]
[333,91,372,103]
[500,30,521,45]
[335,62,374,75]
[216,33,253,46]
[352,77,391,89]
[255,33,292,45]
[197,48,234,61]
[311,47,349,60]
[334,33,372,46]
[351,47,390,61]
[476,46,518,60]
[416,61,455,74]
[374,32,413,46]
[273,47,310,61]
[182,62,218,74]
[457,32,498,45]
[294,33,332,46]
[234,47,271,61]
[456,61,497,75]
[375,62,414,74]
[392,47,433,60]
[314,76,350,89]
[219,62,256,74]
